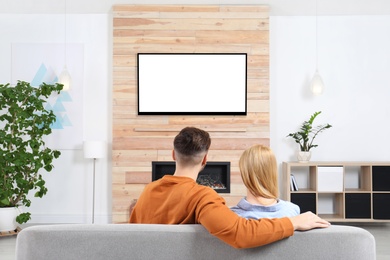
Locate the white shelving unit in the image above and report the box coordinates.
[283,161,390,222]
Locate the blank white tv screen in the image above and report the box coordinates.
[137,53,247,115]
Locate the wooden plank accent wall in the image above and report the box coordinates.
[112,5,270,223]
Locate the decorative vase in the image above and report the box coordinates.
[297,151,311,163]
[0,207,18,232]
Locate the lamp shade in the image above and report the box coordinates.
[310,70,324,95]
[83,141,105,159]
[59,65,72,91]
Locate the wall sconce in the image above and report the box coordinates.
[83,140,106,224]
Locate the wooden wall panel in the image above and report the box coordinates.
[112,5,269,223]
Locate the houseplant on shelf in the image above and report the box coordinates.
[0,81,62,231]
[287,111,332,162]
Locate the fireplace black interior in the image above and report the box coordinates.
[152,161,230,193]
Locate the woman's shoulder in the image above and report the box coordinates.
[277,199,300,213]
[278,199,298,206]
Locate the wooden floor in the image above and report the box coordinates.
[1,223,389,259]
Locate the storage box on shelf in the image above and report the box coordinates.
[283,161,390,222]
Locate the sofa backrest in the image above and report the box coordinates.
[15,224,375,260]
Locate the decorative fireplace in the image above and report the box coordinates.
[152,161,230,193]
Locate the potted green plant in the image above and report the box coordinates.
[0,81,62,231]
[287,111,332,162]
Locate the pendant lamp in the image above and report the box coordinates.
[310,0,324,95]
[59,0,71,91]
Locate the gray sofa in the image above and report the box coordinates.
[16,224,375,260]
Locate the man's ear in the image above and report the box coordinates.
[172,150,176,161]
[201,153,208,166]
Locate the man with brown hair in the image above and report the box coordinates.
[130,127,330,249]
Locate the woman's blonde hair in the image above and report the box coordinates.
[239,145,278,199]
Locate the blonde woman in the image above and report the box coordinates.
[231,145,300,219]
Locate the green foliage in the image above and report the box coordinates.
[287,111,332,152]
[0,81,63,224]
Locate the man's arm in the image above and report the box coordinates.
[197,190,331,249]
[196,191,295,249]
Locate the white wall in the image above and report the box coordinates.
[270,16,390,196]
[2,11,390,223]
[0,14,111,223]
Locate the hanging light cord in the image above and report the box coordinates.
[64,0,67,66]
[315,0,318,71]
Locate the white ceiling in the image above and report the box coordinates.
[2,0,390,16]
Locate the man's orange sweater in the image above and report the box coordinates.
[130,175,294,249]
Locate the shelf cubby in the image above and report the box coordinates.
[318,193,344,220]
[291,193,316,214]
[345,193,371,219]
[372,166,390,191]
[288,165,316,192]
[344,165,371,192]
[373,193,390,219]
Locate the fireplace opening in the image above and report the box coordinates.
[152,161,230,193]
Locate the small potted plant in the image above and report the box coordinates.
[0,81,62,231]
[287,111,332,162]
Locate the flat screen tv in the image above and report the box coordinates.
[137,53,247,115]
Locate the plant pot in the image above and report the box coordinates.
[0,207,18,232]
[297,151,311,163]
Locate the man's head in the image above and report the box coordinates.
[173,127,211,167]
